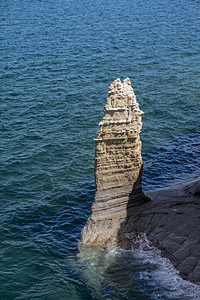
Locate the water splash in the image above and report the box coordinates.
[123,233,200,299]
[78,234,200,300]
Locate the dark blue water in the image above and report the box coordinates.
[1,0,200,299]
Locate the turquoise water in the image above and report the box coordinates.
[1,0,200,299]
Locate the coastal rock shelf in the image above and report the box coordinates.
[119,177,200,284]
[80,78,150,245]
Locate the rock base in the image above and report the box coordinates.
[117,176,200,284]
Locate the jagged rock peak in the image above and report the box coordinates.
[108,77,133,96]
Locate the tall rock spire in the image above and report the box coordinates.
[95,77,143,191]
[80,78,149,245]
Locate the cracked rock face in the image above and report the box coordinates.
[80,78,149,245]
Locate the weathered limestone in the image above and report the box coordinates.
[95,77,143,191]
[80,78,149,245]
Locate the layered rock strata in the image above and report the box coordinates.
[80,78,150,245]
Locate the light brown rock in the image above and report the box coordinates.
[80,78,149,245]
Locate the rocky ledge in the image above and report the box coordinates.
[80,78,200,285]
[118,176,200,284]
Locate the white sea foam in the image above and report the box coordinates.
[123,233,200,300]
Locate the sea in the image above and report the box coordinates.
[1,0,200,299]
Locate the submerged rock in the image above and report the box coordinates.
[80,78,149,245]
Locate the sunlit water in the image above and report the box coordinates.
[0,0,200,299]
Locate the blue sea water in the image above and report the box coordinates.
[0,0,200,299]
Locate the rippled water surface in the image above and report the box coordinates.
[1,0,200,299]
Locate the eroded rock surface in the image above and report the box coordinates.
[117,176,200,284]
[80,78,149,245]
